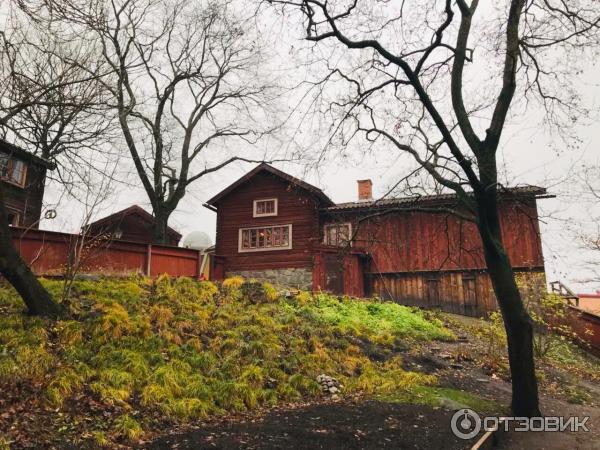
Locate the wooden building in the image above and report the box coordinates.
[1,139,53,228]
[205,163,549,316]
[85,205,182,246]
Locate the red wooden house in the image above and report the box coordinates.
[85,205,182,246]
[205,163,548,315]
[1,139,53,228]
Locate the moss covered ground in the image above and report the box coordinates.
[0,276,456,448]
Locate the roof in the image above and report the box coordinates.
[86,205,182,240]
[325,186,549,212]
[0,139,55,169]
[205,163,334,207]
[578,294,600,299]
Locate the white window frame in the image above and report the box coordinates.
[253,198,278,218]
[238,224,292,253]
[323,222,353,247]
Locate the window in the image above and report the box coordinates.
[0,154,27,186]
[253,198,278,217]
[239,224,292,252]
[6,209,20,226]
[324,222,352,246]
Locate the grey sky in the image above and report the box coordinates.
[37,1,600,294]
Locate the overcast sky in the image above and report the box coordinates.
[39,2,600,293]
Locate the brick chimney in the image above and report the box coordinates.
[357,179,373,201]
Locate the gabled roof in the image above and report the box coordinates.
[205,163,334,207]
[325,185,550,212]
[86,205,182,240]
[0,139,55,169]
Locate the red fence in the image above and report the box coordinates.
[10,227,203,278]
[567,306,600,356]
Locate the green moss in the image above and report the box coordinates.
[379,386,502,414]
[0,277,457,447]
[307,294,455,341]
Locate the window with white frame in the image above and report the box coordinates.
[253,198,278,217]
[239,224,292,252]
[324,222,352,246]
[0,154,27,187]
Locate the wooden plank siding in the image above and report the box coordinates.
[370,270,544,316]
[2,160,47,228]
[213,171,323,274]
[312,250,365,297]
[320,198,545,314]
[10,227,201,277]
[322,199,544,273]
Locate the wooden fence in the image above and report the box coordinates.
[566,306,600,356]
[10,226,204,278]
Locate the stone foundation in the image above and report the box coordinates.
[225,268,313,290]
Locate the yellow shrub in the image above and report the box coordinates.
[222,276,244,290]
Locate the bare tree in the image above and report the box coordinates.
[0,3,111,317]
[60,157,119,304]
[34,0,280,243]
[268,0,600,416]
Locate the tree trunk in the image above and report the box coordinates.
[0,184,63,318]
[152,206,172,245]
[476,191,540,417]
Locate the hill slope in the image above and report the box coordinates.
[0,276,454,448]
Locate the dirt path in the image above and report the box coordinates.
[146,401,473,450]
[147,315,600,450]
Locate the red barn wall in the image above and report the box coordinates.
[318,198,545,314]
[346,199,544,273]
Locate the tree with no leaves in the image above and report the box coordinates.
[268,0,600,416]
[35,0,280,243]
[0,5,111,317]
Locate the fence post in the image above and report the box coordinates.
[196,250,202,279]
[145,244,152,276]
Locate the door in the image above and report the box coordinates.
[324,254,344,294]
[463,275,478,316]
[425,275,441,308]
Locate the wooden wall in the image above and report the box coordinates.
[1,150,46,228]
[325,199,544,273]
[10,227,201,278]
[87,213,180,246]
[312,250,365,297]
[566,307,600,356]
[369,269,545,316]
[214,171,322,275]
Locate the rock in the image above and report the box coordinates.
[329,387,339,394]
[264,377,278,389]
[476,378,490,383]
[331,394,339,400]
[450,363,464,369]
[439,352,453,360]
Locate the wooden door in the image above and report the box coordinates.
[324,254,344,295]
[462,275,478,316]
[425,275,441,308]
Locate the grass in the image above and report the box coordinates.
[378,386,502,414]
[0,276,453,447]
